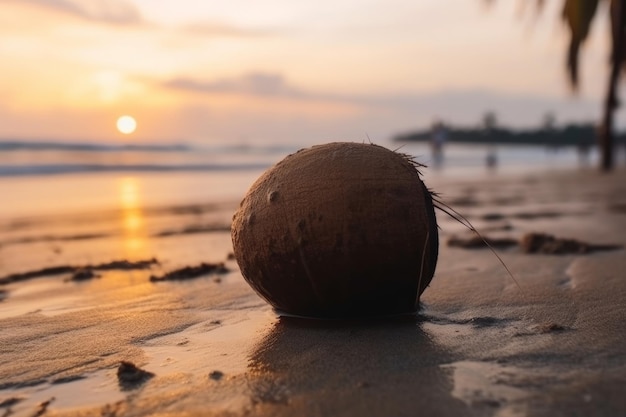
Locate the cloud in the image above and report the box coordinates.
[181,22,274,38]
[164,73,307,98]
[162,72,606,131]
[21,0,142,25]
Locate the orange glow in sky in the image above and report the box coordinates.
[0,0,615,144]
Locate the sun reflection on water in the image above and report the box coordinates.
[118,177,147,257]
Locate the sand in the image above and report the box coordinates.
[0,166,625,417]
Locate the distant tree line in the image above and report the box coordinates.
[393,122,626,148]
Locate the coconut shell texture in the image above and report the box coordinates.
[231,142,438,318]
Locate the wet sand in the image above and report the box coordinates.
[1,167,625,416]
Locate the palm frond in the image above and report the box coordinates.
[562,0,601,87]
[610,0,626,68]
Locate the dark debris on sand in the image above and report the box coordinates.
[447,235,518,250]
[513,211,565,220]
[209,370,224,381]
[479,210,582,222]
[448,232,621,255]
[0,265,75,285]
[51,375,87,384]
[0,397,23,409]
[67,268,100,282]
[0,258,159,285]
[95,258,159,271]
[31,397,55,417]
[480,213,506,221]
[521,233,622,255]
[608,202,626,213]
[446,196,480,207]
[153,224,231,238]
[117,361,154,391]
[3,232,110,247]
[539,323,568,333]
[150,262,229,282]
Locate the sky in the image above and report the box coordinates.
[0,0,621,145]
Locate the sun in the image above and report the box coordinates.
[116,115,137,135]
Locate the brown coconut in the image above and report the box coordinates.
[231,142,438,318]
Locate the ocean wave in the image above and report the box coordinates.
[0,140,191,153]
[0,139,303,177]
[0,163,272,177]
[0,140,300,155]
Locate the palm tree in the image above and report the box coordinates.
[563,0,625,171]
[491,0,625,171]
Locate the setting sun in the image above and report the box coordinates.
[116,115,137,135]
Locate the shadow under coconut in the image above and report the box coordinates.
[245,316,482,416]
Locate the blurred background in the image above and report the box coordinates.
[1,0,625,219]
[1,0,621,141]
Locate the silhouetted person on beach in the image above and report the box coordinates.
[486,146,498,170]
[430,120,447,167]
[577,138,591,167]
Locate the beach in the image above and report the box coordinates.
[1,155,625,417]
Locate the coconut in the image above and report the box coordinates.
[231,142,438,318]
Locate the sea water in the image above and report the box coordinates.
[0,138,608,221]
